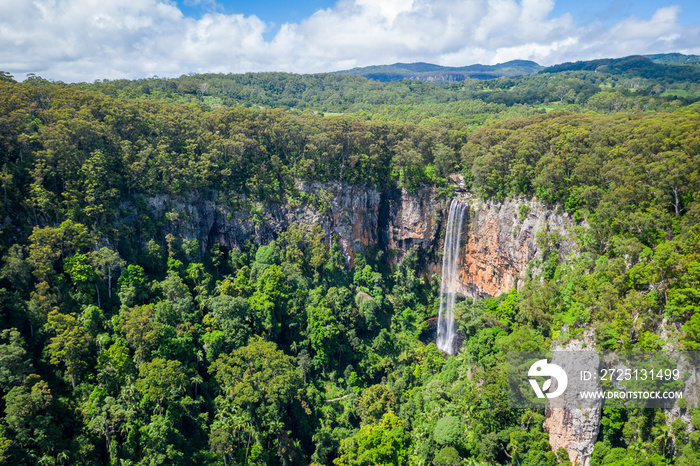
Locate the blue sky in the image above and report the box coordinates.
[2,0,699,82]
[549,0,699,26]
[184,0,700,26]
[177,0,337,40]
[177,0,336,22]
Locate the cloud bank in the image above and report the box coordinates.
[2,0,699,82]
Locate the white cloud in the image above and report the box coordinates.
[0,0,698,82]
[609,6,680,41]
[354,0,415,24]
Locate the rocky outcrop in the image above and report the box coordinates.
[545,405,601,466]
[544,335,602,466]
[380,186,442,258]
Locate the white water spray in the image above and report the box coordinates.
[436,199,468,355]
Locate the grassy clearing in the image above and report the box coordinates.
[661,89,700,98]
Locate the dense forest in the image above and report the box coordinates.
[73,55,700,119]
[0,55,700,465]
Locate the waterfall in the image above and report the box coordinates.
[436,198,468,355]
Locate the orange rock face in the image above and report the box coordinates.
[450,197,576,298]
[459,213,524,297]
[544,406,600,466]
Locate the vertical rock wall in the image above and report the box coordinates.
[145,184,576,295]
[454,196,577,298]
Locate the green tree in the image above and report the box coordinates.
[248,264,289,339]
[307,304,341,372]
[117,264,148,307]
[207,294,251,350]
[3,375,59,461]
[135,358,187,415]
[84,387,133,458]
[0,328,33,392]
[117,304,162,363]
[681,313,700,350]
[357,384,395,426]
[89,247,125,301]
[63,253,96,305]
[1,244,31,292]
[433,447,461,466]
[210,338,301,457]
[334,411,409,466]
[138,413,187,465]
[46,310,91,388]
[99,338,135,386]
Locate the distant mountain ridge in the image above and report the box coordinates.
[335,53,700,83]
[645,52,700,65]
[335,60,544,82]
[541,54,700,83]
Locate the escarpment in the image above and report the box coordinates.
[147,181,575,296]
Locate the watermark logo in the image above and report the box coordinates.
[528,359,568,398]
[509,351,696,409]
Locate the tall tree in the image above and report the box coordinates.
[210,338,302,461]
[46,310,91,388]
[135,358,187,415]
[90,247,125,301]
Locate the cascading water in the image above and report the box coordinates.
[436,198,468,355]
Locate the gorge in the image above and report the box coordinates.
[148,181,596,461]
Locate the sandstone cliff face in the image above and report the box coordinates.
[146,181,440,267]
[146,182,575,297]
[454,196,577,298]
[380,186,442,258]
